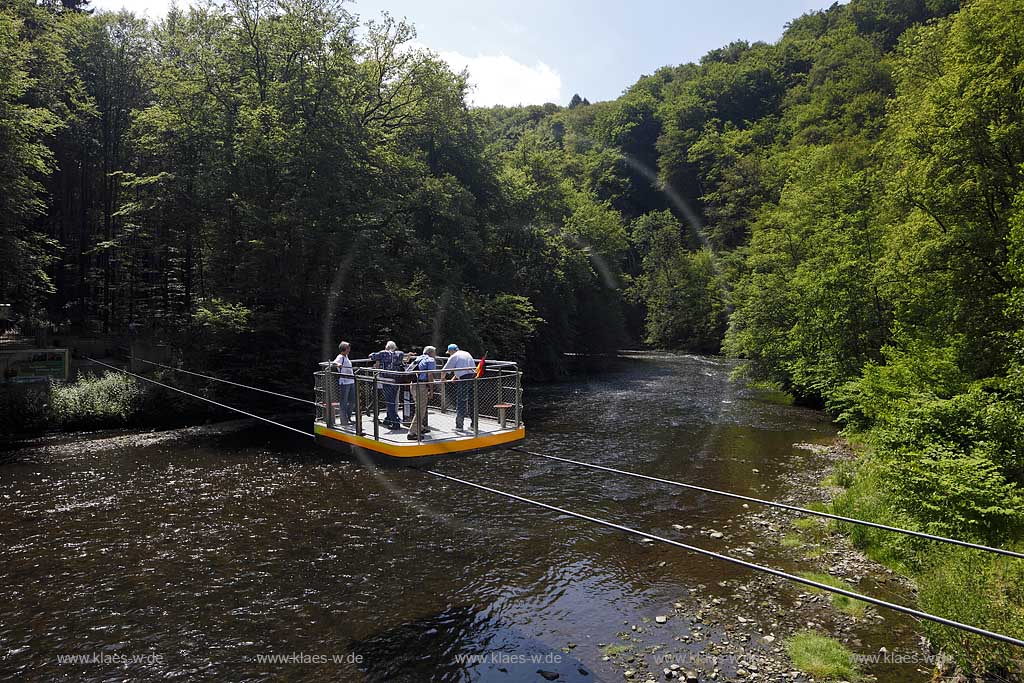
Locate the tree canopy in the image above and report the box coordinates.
[4,0,1024,670]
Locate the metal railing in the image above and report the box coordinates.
[313,358,522,443]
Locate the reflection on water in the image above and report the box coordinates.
[350,606,598,682]
[2,354,922,682]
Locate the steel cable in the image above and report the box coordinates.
[133,357,316,405]
[84,358,315,439]
[425,468,1024,648]
[511,446,1024,560]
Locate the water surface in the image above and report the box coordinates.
[1,354,925,682]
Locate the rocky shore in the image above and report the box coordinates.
[1,416,291,461]
[593,439,928,683]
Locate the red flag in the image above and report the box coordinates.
[475,354,486,378]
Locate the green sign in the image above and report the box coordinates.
[1,349,69,383]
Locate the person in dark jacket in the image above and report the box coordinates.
[370,340,404,429]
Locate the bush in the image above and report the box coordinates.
[50,372,148,430]
[832,445,1024,678]
[890,447,1024,542]
[916,549,1024,677]
[831,457,923,573]
[824,459,857,489]
[833,376,1024,551]
[828,340,968,432]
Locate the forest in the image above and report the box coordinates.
[2,0,1023,673]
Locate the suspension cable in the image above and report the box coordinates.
[133,357,315,405]
[424,468,1024,648]
[66,360,1024,646]
[84,358,315,439]
[511,447,1024,561]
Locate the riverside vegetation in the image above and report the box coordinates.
[2,0,1023,676]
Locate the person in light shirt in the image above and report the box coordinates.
[442,343,475,431]
[332,341,355,426]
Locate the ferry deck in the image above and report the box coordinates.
[313,357,524,464]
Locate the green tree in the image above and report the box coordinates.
[0,1,69,329]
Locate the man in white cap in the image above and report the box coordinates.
[442,343,476,430]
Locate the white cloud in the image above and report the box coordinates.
[90,0,182,17]
[85,4,563,107]
[438,50,562,108]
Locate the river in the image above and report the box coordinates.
[1,353,928,682]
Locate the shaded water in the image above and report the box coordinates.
[1,354,926,682]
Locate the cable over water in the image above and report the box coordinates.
[133,357,316,405]
[84,358,315,439]
[510,446,1024,560]
[71,364,1024,647]
[424,468,1024,649]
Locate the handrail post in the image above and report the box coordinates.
[473,375,479,436]
[515,370,521,428]
[417,381,423,443]
[372,375,379,441]
[354,373,363,436]
[325,369,335,429]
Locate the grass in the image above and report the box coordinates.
[799,571,869,618]
[787,517,829,558]
[916,548,1024,674]
[821,460,857,489]
[803,545,826,559]
[792,517,821,531]
[831,459,919,574]
[806,501,830,513]
[781,533,804,548]
[785,631,860,681]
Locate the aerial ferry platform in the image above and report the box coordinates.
[313,358,524,463]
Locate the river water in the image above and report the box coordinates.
[1,353,927,682]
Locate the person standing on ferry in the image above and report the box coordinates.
[407,346,437,440]
[369,340,404,429]
[332,341,355,426]
[442,343,476,431]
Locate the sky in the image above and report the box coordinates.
[89,0,844,107]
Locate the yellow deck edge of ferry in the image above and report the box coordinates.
[314,423,525,458]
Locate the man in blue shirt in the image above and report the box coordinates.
[407,346,437,440]
[369,340,404,429]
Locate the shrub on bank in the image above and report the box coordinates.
[830,425,1024,678]
[50,372,148,430]
[916,549,1024,677]
[832,371,1024,545]
[2,367,253,437]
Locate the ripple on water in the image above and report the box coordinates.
[0,355,929,682]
